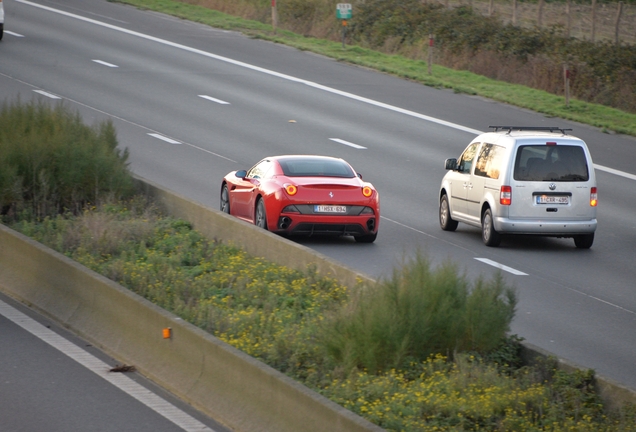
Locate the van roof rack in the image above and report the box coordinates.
[489,126,572,134]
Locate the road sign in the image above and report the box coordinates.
[336,3,352,20]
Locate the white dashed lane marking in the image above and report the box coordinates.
[329,138,367,149]
[474,258,528,275]
[92,59,119,68]
[148,133,181,144]
[33,90,61,99]
[198,95,230,105]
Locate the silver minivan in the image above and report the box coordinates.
[439,126,598,248]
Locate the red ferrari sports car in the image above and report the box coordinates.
[220,155,380,243]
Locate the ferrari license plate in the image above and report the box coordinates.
[315,205,347,213]
[536,195,569,205]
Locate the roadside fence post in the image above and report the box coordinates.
[614,1,624,45]
[428,34,434,75]
[564,62,571,108]
[271,0,278,33]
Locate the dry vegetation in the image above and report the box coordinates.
[173,0,636,114]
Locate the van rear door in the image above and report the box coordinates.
[509,143,595,220]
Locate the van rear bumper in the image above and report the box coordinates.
[494,217,597,235]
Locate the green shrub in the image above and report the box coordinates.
[321,253,516,373]
[347,0,636,113]
[0,99,134,220]
[9,202,636,431]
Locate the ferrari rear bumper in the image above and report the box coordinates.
[276,215,377,237]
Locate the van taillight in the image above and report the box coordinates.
[500,186,512,205]
[590,187,598,207]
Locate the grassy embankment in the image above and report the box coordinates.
[116,0,636,137]
[2,100,636,430]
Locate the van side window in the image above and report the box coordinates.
[514,145,589,181]
[458,143,479,174]
[474,143,505,179]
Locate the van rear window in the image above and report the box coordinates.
[514,145,589,181]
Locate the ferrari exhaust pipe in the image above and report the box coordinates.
[278,216,292,229]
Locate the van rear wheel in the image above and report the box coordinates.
[482,208,501,247]
[574,233,594,249]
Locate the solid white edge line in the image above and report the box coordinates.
[198,95,230,105]
[15,0,483,136]
[474,258,528,276]
[0,299,216,432]
[148,133,181,144]
[92,59,119,68]
[595,164,636,182]
[329,138,367,149]
[33,89,61,99]
[5,31,26,37]
[16,0,636,183]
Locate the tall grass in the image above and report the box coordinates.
[322,255,516,374]
[9,204,636,431]
[0,99,134,220]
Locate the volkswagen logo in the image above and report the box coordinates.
[549,183,557,190]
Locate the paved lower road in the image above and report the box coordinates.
[0,292,230,432]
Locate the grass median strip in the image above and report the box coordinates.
[7,199,636,431]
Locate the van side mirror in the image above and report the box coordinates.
[235,170,247,178]
[444,158,458,170]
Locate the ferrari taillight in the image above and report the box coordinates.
[500,186,512,205]
[590,187,598,207]
[362,186,373,197]
[284,184,298,196]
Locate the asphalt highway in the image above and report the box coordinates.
[1,0,635,424]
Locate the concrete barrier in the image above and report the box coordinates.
[0,175,634,432]
[134,176,636,410]
[0,222,384,432]
[134,177,374,289]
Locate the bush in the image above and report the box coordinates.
[321,253,516,373]
[0,99,134,220]
[350,0,636,112]
[9,202,636,431]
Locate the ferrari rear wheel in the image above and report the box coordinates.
[355,232,377,243]
[255,198,268,230]
[220,184,230,214]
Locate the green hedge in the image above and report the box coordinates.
[351,1,636,112]
[0,99,134,219]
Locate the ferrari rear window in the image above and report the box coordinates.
[278,159,355,178]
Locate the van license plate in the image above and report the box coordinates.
[536,195,569,204]
[315,205,347,213]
